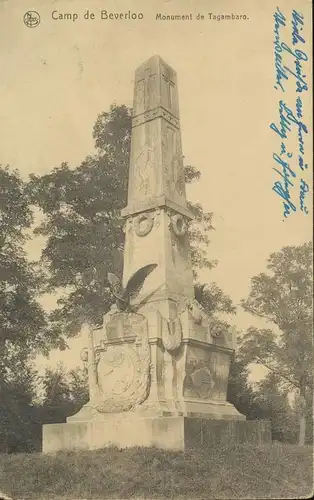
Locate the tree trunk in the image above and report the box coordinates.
[298,383,307,446]
[299,409,306,446]
[0,336,6,376]
[85,323,99,401]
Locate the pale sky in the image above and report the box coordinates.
[0,0,312,380]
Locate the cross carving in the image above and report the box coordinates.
[162,75,175,108]
[137,69,156,108]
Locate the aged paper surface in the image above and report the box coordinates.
[0,0,312,499]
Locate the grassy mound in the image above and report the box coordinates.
[0,443,312,499]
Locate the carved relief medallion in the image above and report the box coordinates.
[190,366,214,398]
[183,358,214,399]
[88,313,150,413]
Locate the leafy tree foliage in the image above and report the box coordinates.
[254,373,297,443]
[0,165,67,451]
[0,363,39,452]
[1,166,45,359]
[39,364,88,424]
[195,282,236,316]
[227,353,261,420]
[0,166,64,356]
[28,104,229,335]
[228,353,304,443]
[241,242,313,444]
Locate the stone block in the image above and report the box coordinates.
[184,419,271,448]
[43,416,271,453]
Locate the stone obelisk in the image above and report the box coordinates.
[42,56,271,453]
[121,55,194,306]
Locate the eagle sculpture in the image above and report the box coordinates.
[107,264,157,311]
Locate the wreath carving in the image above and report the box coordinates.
[171,214,187,237]
[134,213,154,237]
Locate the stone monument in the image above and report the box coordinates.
[43,55,270,452]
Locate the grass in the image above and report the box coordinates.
[0,443,313,500]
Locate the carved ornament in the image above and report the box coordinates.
[162,316,182,352]
[134,213,154,237]
[132,106,180,130]
[170,213,187,237]
[83,313,151,413]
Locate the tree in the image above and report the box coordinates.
[0,165,67,451]
[254,372,297,442]
[0,362,39,452]
[28,104,231,336]
[1,166,42,358]
[0,166,65,356]
[39,364,88,424]
[227,352,262,420]
[195,281,236,316]
[241,242,313,445]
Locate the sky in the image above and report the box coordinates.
[0,0,312,381]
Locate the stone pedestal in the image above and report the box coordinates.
[42,306,271,453]
[43,414,271,453]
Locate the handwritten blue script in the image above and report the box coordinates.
[270,7,310,220]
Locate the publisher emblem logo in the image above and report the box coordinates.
[23,11,40,28]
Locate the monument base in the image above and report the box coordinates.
[42,411,271,453]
